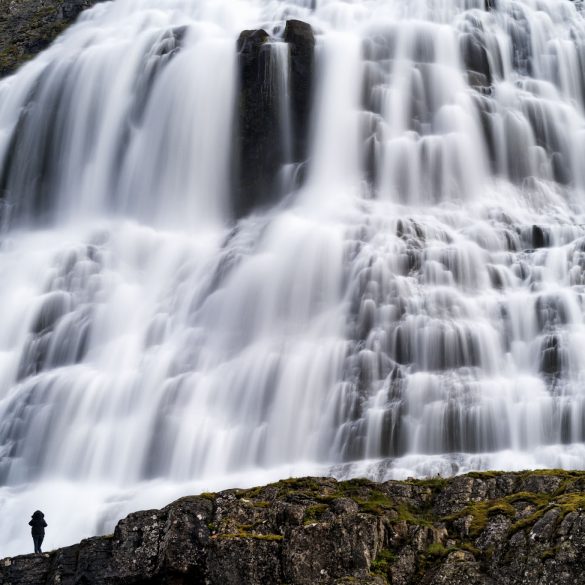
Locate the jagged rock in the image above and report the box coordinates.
[3,472,585,584]
[0,0,107,77]
[540,334,562,376]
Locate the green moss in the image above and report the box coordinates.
[504,491,583,534]
[238,486,263,499]
[425,543,450,558]
[555,492,585,516]
[277,477,325,492]
[200,492,216,501]
[353,492,395,515]
[304,504,329,524]
[199,472,585,553]
[464,471,506,479]
[445,490,552,537]
[507,492,585,534]
[444,505,481,536]
[516,469,583,479]
[215,531,284,542]
[410,477,449,490]
[370,549,396,581]
[458,542,480,556]
[509,509,547,534]
[336,478,375,497]
[395,504,433,526]
[314,494,340,504]
[541,546,560,561]
[464,469,584,481]
[415,543,458,578]
[507,492,585,533]
[506,492,549,506]
[487,501,516,517]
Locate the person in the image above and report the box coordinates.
[29,510,47,554]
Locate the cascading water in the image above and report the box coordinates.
[0,0,585,556]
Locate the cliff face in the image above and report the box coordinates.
[0,0,106,77]
[3,471,585,584]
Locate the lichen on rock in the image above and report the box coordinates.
[3,471,585,584]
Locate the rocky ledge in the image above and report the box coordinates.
[3,471,585,584]
[0,0,106,77]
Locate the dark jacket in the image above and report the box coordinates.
[29,511,47,536]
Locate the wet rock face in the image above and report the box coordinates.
[233,28,283,219]
[0,0,106,77]
[461,31,492,89]
[4,471,585,584]
[233,20,316,219]
[284,19,315,164]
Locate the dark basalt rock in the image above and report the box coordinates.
[233,28,284,219]
[237,28,270,55]
[461,32,493,89]
[284,19,315,163]
[531,224,550,248]
[4,472,585,584]
[233,21,316,219]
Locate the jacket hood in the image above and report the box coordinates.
[32,510,44,518]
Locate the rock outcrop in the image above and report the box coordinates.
[4,471,585,584]
[233,20,316,219]
[0,0,106,77]
[233,28,282,219]
[283,20,315,164]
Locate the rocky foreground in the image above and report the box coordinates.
[3,471,585,584]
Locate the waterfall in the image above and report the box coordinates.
[1,0,585,556]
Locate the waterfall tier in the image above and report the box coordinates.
[1,0,585,556]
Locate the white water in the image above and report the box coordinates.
[1,0,585,556]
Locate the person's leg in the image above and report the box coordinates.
[33,535,39,553]
[37,534,44,553]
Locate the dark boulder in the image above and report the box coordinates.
[232,21,317,219]
[540,334,562,376]
[531,225,550,248]
[238,28,270,55]
[284,20,315,163]
[461,32,492,89]
[233,29,284,219]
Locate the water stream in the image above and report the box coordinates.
[1,0,585,555]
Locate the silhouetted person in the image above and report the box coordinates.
[29,510,47,554]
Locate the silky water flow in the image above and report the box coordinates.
[0,0,584,555]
